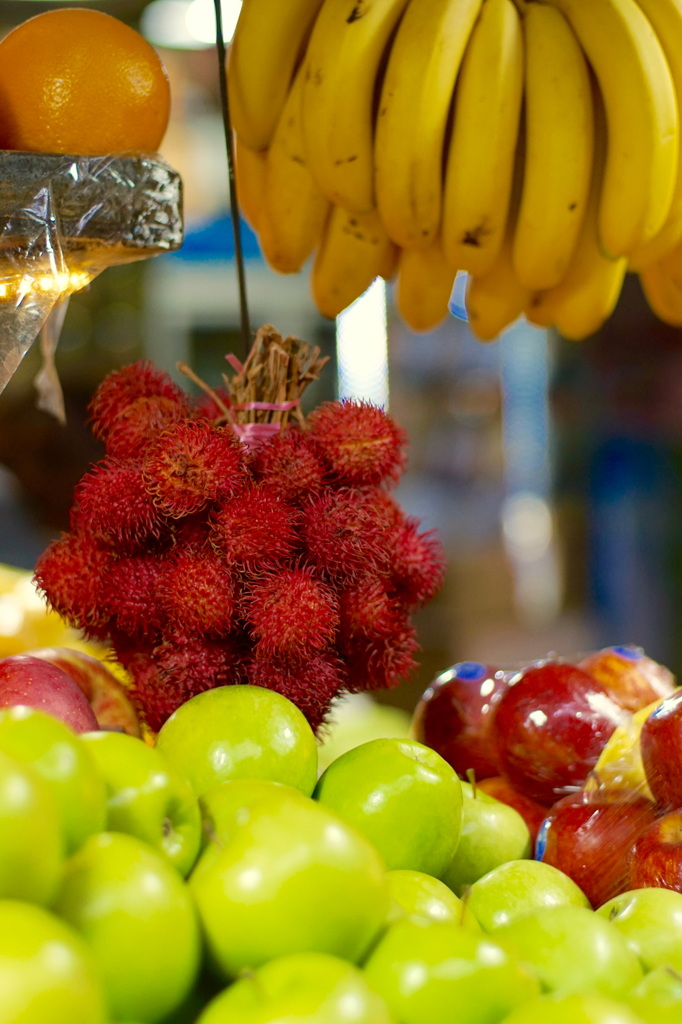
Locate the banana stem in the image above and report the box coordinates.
[213,0,251,361]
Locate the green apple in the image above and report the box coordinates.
[596,887,682,973]
[318,693,412,772]
[314,738,462,876]
[81,730,201,877]
[626,965,682,1024]
[199,778,305,850]
[386,868,479,929]
[0,899,107,1024]
[494,905,643,999]
[189,782,389,977]
[196,952,396,1024]
[363,916,540,1024]
[468,859,590,931]
[54,831,201,1023]
[498,992,647,1024]
[155,685,318,797]
[0,706,106,852]
[0,750,63,904]
[441,782,532,895]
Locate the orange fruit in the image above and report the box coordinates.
[0,8,170,156]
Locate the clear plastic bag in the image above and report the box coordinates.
[0,150,183,417]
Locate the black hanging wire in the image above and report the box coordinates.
[213,0,251,359]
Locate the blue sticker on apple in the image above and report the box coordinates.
[454,662,488,682]
[534,817,550,861]
[611,645,642,661]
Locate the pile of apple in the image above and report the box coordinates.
[413,645,682,906]
[2,645,682,1024]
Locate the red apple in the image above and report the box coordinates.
[23,647,141,737]
[476,775,548,844]
[630,810,682,892]
[490,661,626,806]
[640,689,682,811]
[579,645,675,714]
[0,654,99,733]
[412,662,511,780]
[537,787,657,907]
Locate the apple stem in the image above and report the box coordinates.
[466,768,478,798]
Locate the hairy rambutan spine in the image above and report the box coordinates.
[156,549,238,636]
[247,652,347,731]
[168,512,213,552]
[88,361,189,442]
[33,532,115,636]
[117,653,182,734]
[100,554,170,639]
[342,621,420,692]
[104,396,188,459]
[69,459,170,552]
[142,420,246,517]
[306,399,408,487]
[337,579,406,640]
[209,484,300,567]
[390,518,446,607]
[250,428,327,502]
[245,565,339,662]
[116,633,245,731]
[300,487,394,581]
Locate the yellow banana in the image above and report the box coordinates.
[526,95,627,342]
[512,2,594,290]
[546,0,678,259]
[234,134,268,233]
[395,239,457,333]
[260,66,330,274]
[466,231,530,343]
[311,206,398,319]
[639,242,682,327]
[301,0,411,214]
[374,0,483,249]
[442,0,524,278]
[627,0,682,270]
[227,0,325,151]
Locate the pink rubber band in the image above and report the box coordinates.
[232,421,282,450]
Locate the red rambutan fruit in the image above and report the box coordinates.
[104,395,188,459]
[209,484,299,567]
[70,459,169,552]
[33,531,115,636]
[250,427,327,502]
[342,621,420,692]
[245,565,339,662]
[118,653,183,733]
[168,512,212,552]
[300,487,394,581]
[390,518,446,607]
[337,579,406,640]
[156,549,237,636]
[153,633,245,691]
[100,554,170,639]
[142,420,246,517]
[306,399,408,487]
[88,361,189,442]
[115,633,245,731]
[247,652,347,731]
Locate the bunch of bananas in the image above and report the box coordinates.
[227,0,682,341]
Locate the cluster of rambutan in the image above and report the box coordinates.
[33,359,445,733]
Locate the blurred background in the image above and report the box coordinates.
[2,0,682,710]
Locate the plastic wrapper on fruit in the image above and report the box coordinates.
[0,150,183,420]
